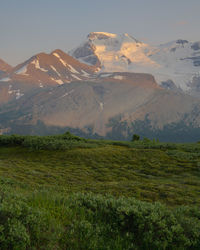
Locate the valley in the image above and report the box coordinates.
[1,32,200,141]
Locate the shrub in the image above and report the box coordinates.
[66,193,200,249]
[0,190,199,249]
[0,135,25,146]
[142,137,152,143]
[0,188,61,249]
[132,134,140,142]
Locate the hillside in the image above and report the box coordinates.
[0,33,200,141]
[0,134,200,249]
[1,76,200,141]
[0,133,200,205]
[71,32,200,96]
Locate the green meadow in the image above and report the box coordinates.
[0,133,200,249]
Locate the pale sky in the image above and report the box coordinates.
[0,0,200,66]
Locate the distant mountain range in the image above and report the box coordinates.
[0,32,200,141]
[71,32,200,97]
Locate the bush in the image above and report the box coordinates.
[22,136,71,150]
[0,188,61,249]
[142,137,152,143]
[0,190,199,249]
[0,135,25,146]
[66,193,200,249]
[62,131,85,141]
[132,134,140,142]
[0,133,88,150]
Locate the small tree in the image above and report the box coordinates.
[132,134,140,142]
[143,137,151,143]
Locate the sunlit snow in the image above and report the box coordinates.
[113,75,124,80]
[68,65,79,74]
[53,53,68,67]
[50,77,63,84]
[71,74,81,80]
[50,66,61,76]
[31,59,48,72]
[99,102,104,110]
[81,70,90,77]
[72,32,200,91]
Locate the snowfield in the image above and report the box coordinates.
[71,32,200,93]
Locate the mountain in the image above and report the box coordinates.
[0,49,97,86]
[0,58,12,79]
[0,58,12,72]
[1,72,200,141]
[71,32,200,97]
[0,49,99,104]
[0,32,200,141]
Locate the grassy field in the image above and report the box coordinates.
[0,138,200,206]
[0,134,200,249]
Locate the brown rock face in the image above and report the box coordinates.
[1,72,199,138]
[0,46,200,141]
[0,58,12,72]
[6,49,99,87]
[0,49,101,104]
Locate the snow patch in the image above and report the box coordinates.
[81,70,90,77]
[39,81,44,88]
[90,32,117,38]
[59,89,74,99]
[68,65,79,74]
[31,59,48,72]
[53,53,68,67]
[99,102,104,110]
[50,66,61,76]
[15,64,29,75]
[100,73,113,78]
[55,79,64,84]
[16,91,24,99]
[113,75,124,80]
[50,77,63,84]
[71,74,81,81]
[8,85,24,99]
[95,67,101,72]
[8,85,12,94]
[0,77,11,82]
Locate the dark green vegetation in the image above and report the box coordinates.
[0,133,200,249]
[106,115,200,142]
[132,134,140,141]
[2,114,200,142]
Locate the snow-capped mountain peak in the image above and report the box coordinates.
[70,32,158,72]
[88,32,117,40]
[87,32,140,43]
[71,32,200,95]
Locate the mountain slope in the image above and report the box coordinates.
[0,49,99,104]
[0,49,97,86]
[71,32,200,96]
[0,58,12,72]
[0,33,200,140]
[0,73,200,140]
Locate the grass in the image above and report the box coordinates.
[0,137,200,206]
[0,134,200,249]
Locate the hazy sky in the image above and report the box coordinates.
[1,0,200,65]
